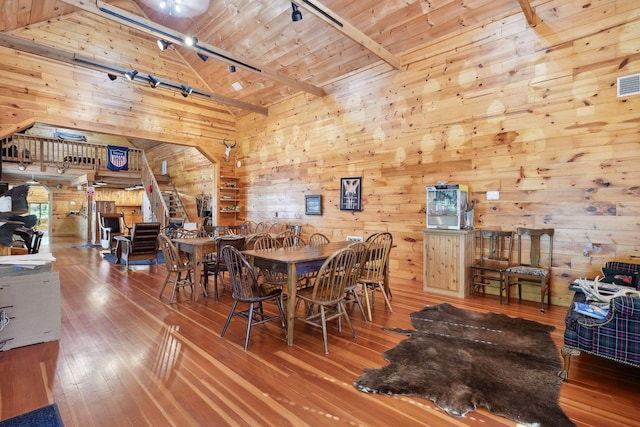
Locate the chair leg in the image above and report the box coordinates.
[340,302,355,338]
[244,303,255,352]
[159,272,171,299]
[276,296,287,329]
[169,275,178,304]
[346,288,367,321]
[221,300,238,338]
[377,283,393,313]
[361,283,373,322]
[320,306,329,354]
[213,270,220,301]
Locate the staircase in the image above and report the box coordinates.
[140,156,189,229]
[157,176,187,225]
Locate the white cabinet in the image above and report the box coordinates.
[0,271,61,351]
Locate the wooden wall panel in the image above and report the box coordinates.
[237,0,640,306]
[0,12,236,162]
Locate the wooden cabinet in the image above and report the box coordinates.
[423,229,475,298]
[0,270,61,351]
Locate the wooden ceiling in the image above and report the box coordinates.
[0,0,536,117]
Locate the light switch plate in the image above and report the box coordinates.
[487,191,500,200]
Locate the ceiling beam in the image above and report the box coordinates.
[292,0,401,70]
[516,0,537,26]
[0,33,268,115]
[60,0,326,98]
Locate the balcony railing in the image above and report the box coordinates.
[1,134,143,173]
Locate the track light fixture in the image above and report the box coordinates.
[108,73,117,81]
[184,35,198,47]
[181,85,193,97]
[56,163,68,174]
[26,174,39,185]
[197,53,209,61]
[148,75,161,88]
[291,3,303,22]
[124,70,138,81]
[157,39,171,51]
[229,65,236,73]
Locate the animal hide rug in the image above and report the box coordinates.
[353,303,575,427]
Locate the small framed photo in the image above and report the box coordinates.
[340,177,362,211]
[305,195,322,215]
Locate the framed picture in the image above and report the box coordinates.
[305,195,322,215]
[340,177,362,211]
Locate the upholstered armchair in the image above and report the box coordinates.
[559,262,640,381]
[117,222,161,269]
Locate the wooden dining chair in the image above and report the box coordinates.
[244,220,258,234]
[253,235,287,298]
[308,232,330,246]
[220,245,286,352]
[471,230,514,304]
[506,228,554,312]
[358,232,393,321]
[228,224,248,236]
[295,247,358,354]
[283,234,306,248]
[204,236,246,301]
[158,234,196,304]
[344,241,368,321]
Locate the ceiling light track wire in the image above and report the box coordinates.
[96,1,260,74]
[300,0,343,27]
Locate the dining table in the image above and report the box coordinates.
[172,237,217,301]
[243,240,354,346]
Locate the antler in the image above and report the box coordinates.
[223,138,237,149]
[223,138,237,162]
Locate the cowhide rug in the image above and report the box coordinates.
[354,303,575,427]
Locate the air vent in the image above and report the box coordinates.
[617,73,640,97]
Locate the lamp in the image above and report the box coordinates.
[124,70,138,81]
[184,35,198,47]
[197,53,209,62]
[181,85,193,97]
[229,64,236,73]
[148,75,161,88]
[107,73,117,81]
[159,0,183,15]
[157,39,171,51]
[291,3,302,22]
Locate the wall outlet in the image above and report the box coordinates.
[346,236,363,242]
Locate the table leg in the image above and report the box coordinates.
[286,263,297,346]
[193,247,202,301]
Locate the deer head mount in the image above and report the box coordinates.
[223,138,236,162]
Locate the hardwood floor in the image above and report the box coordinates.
[1,237,639,426]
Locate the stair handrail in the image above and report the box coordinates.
[140,154,171,229]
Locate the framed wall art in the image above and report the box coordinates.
[340,177,362,211]
[305,195,322,215]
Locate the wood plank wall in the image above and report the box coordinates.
[0,0,639,308]
[236,0,640,307]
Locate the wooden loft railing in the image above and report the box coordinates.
[0,134,143,173]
